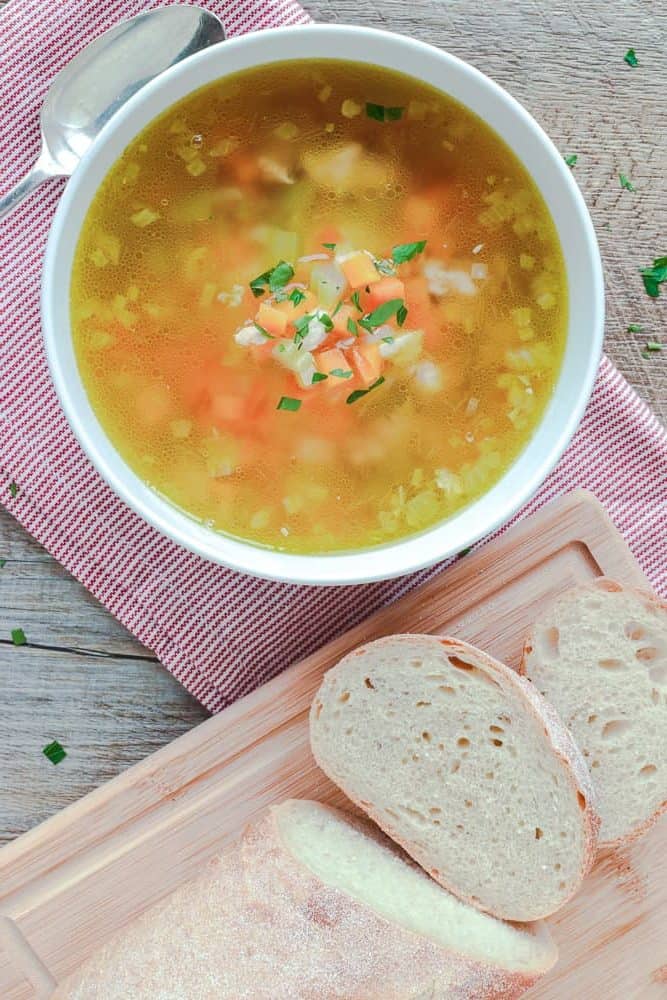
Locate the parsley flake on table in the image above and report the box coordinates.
[627,323,642,333]
[11,627,27,646]
[619,173,635,191]
[640,257,667,298]
[8,481,19,499]
[563,154,578,168]
[43,740,67,765]
[0,559,6,569]
[624,48,639,67]
[642,341,662,358]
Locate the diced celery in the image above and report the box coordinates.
[186,157,207,177]
[112,294,136,328]
[170,419,192,440]
[250,509,271,530]
[184,247,208,281]
[130,208,160,228]
[208,137,240,158]
[520,253,535,270]
[199,282,217,308]
[88,329,115,350]
[407,100,428,121]
[405,490,439,528]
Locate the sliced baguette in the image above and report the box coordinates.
[521,577,667,848]
[310,634,599,921]
[56,800,557,999]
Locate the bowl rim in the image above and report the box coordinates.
[41,23,604,586]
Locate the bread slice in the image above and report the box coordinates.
[310,634,599,921]
[521,577,667,848]
[240,800,557,999]
[55,800,557,999]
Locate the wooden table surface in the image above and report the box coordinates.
[1,0,665,848]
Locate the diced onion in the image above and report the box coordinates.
[471,262,488,280]
[234,323,267,347]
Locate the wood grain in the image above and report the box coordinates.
[1,0,665,848]
[1,492,665,1000]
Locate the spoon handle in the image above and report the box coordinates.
[0,155,61,222]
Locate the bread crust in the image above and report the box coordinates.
[310,634,600,921]
[520,577,667,850]
[241,802,557,999]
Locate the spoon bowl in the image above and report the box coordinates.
[0,6,225,220]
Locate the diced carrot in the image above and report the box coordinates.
[256,303,288,337]
[350,343,383,387]
[332,304,355,334]
[316,348,349,376]
[403,274,433,338]
[338,251,380,289]
[249,341,274,365]
[210,394,246,423]
[273,289,318,321]
[404,194,434,237]
[314,224,342,247]
[363,276,405,311]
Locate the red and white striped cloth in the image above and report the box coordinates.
[1,0,665,713]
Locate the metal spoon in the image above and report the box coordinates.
[0,6,225,221]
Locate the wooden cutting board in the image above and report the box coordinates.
[0,490,664,1000]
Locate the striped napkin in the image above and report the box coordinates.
[1,0,665,713]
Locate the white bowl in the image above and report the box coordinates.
[42,24,604,586]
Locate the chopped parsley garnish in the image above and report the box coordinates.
[392,240,427,264]
[322,242,337,251]
[11,627,27,646]
[351,290,363,312]
[397,304,408,327]
[458,547,472,558]
[640,257,667,298]
[627,323,642,333]
[254,322,274,339]
[365,298,404,327]
[43,740,67,765]
[277,396,302,412]
[645,341,662,352]
[346,375,386,404]
[381,336,395,344]
[330,368,354,379]
[311,372,328,383]
[347,317,358,336]
[366,103,404,122]
[8,481,19,499]
[563,154,578,167]
[249,260,295,297]
[331,300,343,317]
[319,312,334,332]
[619,173,635,191]
[624,48,639,67]
[289,288,306,306]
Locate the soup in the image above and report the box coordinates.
[71,60,567,555]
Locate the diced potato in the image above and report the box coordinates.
[338,250,379,289]
[405,490,440,528]
[520,253,535,270]
[87,329,115,350]
[137,384,171,425]
[274,122,299,141]
[318,85,332,103]
[250,509,271,530]
[407,100,429,121]
[341,99,362,118]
